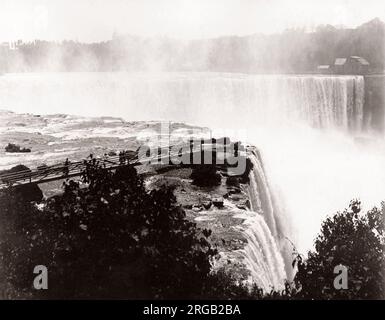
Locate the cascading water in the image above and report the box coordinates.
[233,148,289,292]
[247,149,279,238]
[0,73,366,133]
[235,212,287,292]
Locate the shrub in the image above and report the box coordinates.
[0,164,31,176]
[0,161,217,299]
[226,176,240,188]
[294,200,385,299]
[191,165,221,187]
[239,157,254,183]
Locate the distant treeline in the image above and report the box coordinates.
[0,18,384,73]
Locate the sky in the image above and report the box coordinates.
[0,0,384,42]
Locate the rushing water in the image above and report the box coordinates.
[236,211,287,292]
[1,72,384,290]
[0,72,366,130]
[237,148,290,291]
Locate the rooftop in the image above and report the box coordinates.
[350,56,370,65]
[335,58,347,65]
[335,56,370,66]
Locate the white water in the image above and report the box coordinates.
[235,148,289,291]
[235,212,287,292]
[1,72,384,290]
[247,150,280,238]
[0,73,366,131]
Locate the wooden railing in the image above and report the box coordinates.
[0,139,238,189]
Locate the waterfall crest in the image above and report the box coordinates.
[0,73,366,133]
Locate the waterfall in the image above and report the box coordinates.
[236,213,287,292]
[247,149,279,238]
[235,148,289,292]
[0,73,366,133]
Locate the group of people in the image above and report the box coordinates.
[119,151,128,165]
[62,150,138,178]
[63,154,97,178]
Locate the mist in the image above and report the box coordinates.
[0,18,384,74]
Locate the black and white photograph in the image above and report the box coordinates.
[0,0,384,307]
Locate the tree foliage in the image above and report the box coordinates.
[294,200,385,299]
[191,165,222,187]
[0,161,217,299]
[1,158,385,300]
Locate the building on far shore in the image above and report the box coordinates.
[333,58,348,74]
[334,56,370,75]
[317,65,332,74]
[317,56,370,75]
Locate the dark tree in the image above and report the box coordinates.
[191,165,221,187]
[0,161,217,299]
[294,200,385,299]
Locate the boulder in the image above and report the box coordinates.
[0,165,43,202]
[15,184,43,202]
[229,194,243,202]
[212,197,224,208]
[202,201,212,210]
[4,143,31,153]
[192,205,203,212]
[236,204,247,210]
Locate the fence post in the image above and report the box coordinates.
[189,138,194,165]
[212,137,216,166]
[201,138,204,165]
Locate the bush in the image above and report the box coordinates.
[239,157,254,183]
[294,200,385,299]
[13,184,43,203]
[226,176,240,188]
[0,161,219,299]
[0,164,31,176]
[191,165,221,187]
